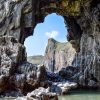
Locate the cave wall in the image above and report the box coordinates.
[76,2,100,85]
[0,0,32,43]
[0,0,85,43]
[0,0,100,87]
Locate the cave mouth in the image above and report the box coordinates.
[24,13,68,57]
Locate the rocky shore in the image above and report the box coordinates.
[0,36,99,100]
[15,81,77,100]
[0,0,100,100]
[15,72,78,100]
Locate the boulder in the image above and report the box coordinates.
[59,66,79,80]
[49,81,77,94]
[15,87,58,100]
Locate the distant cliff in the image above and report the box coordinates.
[44,38,76,72]
[27,55,44,65]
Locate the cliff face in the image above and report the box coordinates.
[75,3,100,86]
[27,55,44,65]
[44,38,76,72]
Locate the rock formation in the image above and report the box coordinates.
[44,38,76,72]
[0,36,26,94]
[0,36,48,96]
[0,0,100,98]
[16,87,58,100]
[72,1,100,86]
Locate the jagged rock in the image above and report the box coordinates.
[15,87,58,100]
[37,64,47,82]
[59,66,79,80]
[49,81,77,94]
[0,36,26,93]
[47,71,64,82]
[44,38,76,72]
[0,36,48,95]
[15,81,77,100]
[0,36,26,76]
[0,0,33,43]
[46,67,79,82]
[16,64,48,95]
[73,3,100,87]
[0,63,49,96]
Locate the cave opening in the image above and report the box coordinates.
[24,13,68,57]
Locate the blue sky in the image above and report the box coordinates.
[24,13,68,56]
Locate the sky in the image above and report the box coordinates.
[24,13,68,56]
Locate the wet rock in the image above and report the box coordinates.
[49,81,77,94]
[59,66,79,80]
[49,85,62,94]
[47,71,63,82]
[15,87,58,100]
[88,80,98,87]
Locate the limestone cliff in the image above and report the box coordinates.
[44,38,76,72]
[27,55,44,65]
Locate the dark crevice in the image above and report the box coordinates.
[90,0,100,10]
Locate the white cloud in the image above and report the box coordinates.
[45,31,59,38]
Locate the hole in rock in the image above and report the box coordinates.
[24,13,68,65]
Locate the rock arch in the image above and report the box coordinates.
[0,0,83,43]
[0,0,100,91]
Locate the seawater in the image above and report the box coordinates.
[59,90,100,100]
[0,90,100,100]
[0,97,15,100]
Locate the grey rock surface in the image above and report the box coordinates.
[15,87,58,100]
[44,38,76,72]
